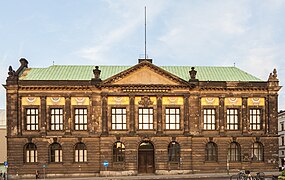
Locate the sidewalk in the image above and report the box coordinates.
[21,171,280,180]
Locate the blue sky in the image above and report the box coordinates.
[1,0,285,110]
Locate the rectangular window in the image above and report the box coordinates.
[111,108,127,130]
[26,108,39,131]
[165,108,180,130]
[250,109,262,130]
[50,108,64,130]
[227,109,239,130]
[281,123,284,131]
[282,137,284,146]
[203,109,215,130]
[138,108,153,130]
[74,108,88,130]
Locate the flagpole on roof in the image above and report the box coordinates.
[145,6,147,60]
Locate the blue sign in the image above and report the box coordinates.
[103,160,109,167]
[4,161,8,167]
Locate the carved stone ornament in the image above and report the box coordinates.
[93,66,101,80]
[189,67,197,80]
[7,66,17,80]
[138,96,153,107]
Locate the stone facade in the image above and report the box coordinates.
[4,58,281,178]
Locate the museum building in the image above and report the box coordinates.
[4,58,281,178]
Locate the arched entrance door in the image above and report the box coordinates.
[138,141,154,173]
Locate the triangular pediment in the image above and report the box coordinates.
[114,66,178,85]
[102,61,188,86]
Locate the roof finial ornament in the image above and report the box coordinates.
[91,66,102,85]
[273,68,277,79]
[93,66,101,80]
[268,68,279,88]
[189,67,197,80]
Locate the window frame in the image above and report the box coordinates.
[49,142,63,163]
[74,142,87,163]
[113,141,125,163]
[25,107,39,131]
[111,107,127,130]
[252,142,264,162]
[228,142,241,162]
[168,141,180,162]
[165,107,180,130]
[203,108,216,130]
[205,142,218,162]
[24,143,37,163]
[226,108,240,130]
[138,107,154,130]
[50,107,64,131]
[249,108,262,130]
[74,107,88,131]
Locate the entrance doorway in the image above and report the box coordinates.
[138,141,154,173]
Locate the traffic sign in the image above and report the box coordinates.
[4,161,8,167]
[103,160,109,167]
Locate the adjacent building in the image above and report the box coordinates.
[278,110,285,169]
[4,58,281,178]
[0,109,7,164]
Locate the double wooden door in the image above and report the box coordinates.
[138,142,154,173]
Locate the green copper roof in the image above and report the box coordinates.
[19,65,262,82]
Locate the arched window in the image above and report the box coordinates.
[168,141,180,162]
[228,142,241,162]
[75,142,87,162]
[24,143,37,163]
[252,142,264,161]
[50,143,62,163]
[205,142,218,161]
[113,142,125,162]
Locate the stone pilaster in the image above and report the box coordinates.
[157,96,162,134]
[40,96,46,135]
[184,94,190,134]
[129,96,135,134]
